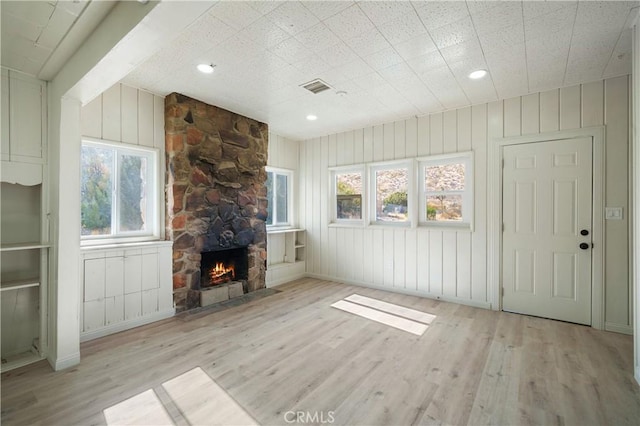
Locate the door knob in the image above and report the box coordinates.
[579,243,590,250]
[580,229,589,236]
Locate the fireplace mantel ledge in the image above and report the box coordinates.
[80,240,173,253]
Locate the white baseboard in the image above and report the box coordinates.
[305,273,493,310]
[604,322,634,335]
[49,351,81,371]
[80,308,175,342]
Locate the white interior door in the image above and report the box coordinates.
[502,137,593,325]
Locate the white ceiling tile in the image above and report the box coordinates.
[393,33,437,61]
[292,55,334,80]
[429,16,476,49]
[316,42,359,68]
[420,66,462,92]
[523,1,576,21]
[470,1,522,35]
[269,37,316,64]
[439,38,483,64]
[244,51,291,74]
[524,4,577,41]
[3,36,52,63]
[37,7,76,50]
[181,14,236,52]
[209,1,262,30]
[301,1,354,21]
[412,1,469,30]
[324,4,376,41]
[0,50,25,72]
[358,1,415,27]
[448,56,489,82]
[356,72,388,89]
[377,11,428,46]
[458,76,498,103]
[465,0,504,16]
[294,23,342,53]
[526,29,572,60]
[574,1,631,35]
[406,50,447,74]
[247,1,284,16]
[391,75,428,94]
[603,52,631,79]
[362,47,404,71]
[343,27,391,57]
[266,1,320,36]
[333,58,375,81]
[238,17,290,48]
[478,22,524,55]
[485,43,526,68]
[377,62,415,83]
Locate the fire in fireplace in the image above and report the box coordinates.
[209,262,235,285]
[201,247,248,288]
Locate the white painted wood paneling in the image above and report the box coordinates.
[299,77,630,325]
[121,84,138,144]
[138,90,154,147]
[102,84,121,142]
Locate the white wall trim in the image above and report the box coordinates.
[487,126,606,329]
[49,351,80,371]
[604,322,634,335]
[80,308,175,342]
[631,23,640,386]
[305,273,493,310]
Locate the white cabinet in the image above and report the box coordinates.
[266,229,306,287]
[80,242,174,341]
[1,68,47,165]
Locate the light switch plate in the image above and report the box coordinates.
[605,207,623,220]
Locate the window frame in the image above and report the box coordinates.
[80,138,159,244]
[329,165,366,226]
[418,151,474,230]
[368,159,414,227]
[265,166,294,229]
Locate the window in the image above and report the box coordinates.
[370,161,412,225]
[419,152,473,227]
[81,140,158,240]
[265,167,293,227]
[330,166,364,224]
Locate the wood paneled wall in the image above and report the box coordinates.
[299,77,631,330]
[81,83,164,149]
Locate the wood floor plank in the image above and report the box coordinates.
[2,278,638,426]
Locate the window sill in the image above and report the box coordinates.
[267,227,303,235]
[80,239,172,252]
[418,222,473,232]
[329,221,365,228]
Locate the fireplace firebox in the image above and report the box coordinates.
[200,247,248,289]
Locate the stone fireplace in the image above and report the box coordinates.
[164,93,268,311]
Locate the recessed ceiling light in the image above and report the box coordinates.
[306,114,317,121]
[468,69,487,80]
[197,64,215,74]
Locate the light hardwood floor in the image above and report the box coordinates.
[2,278,639,425]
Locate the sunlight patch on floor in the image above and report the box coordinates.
[331,294,436,336]
[103,367,257,426]
[162,367,258,426]
[103,389,174,426]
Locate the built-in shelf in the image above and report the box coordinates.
[0,242,50,252]
[1,279,40,292]
[0,348,43,373]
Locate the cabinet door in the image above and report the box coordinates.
[9,73,44,162]
[84,258,106,302]
[1,68,9,159]
[141,252,159,290]
[105,296,124,325]
[84,299,105,332]
[124,293,142,320]
[105,257,124,297]
[142,289,158,316]
[124,254,142,294]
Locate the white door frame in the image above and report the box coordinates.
[487,126,605,329]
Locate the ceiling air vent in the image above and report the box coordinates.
[301,79,332,94]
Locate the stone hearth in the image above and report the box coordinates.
[165,93,268,311]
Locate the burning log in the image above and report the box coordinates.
[208,262,235,286]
